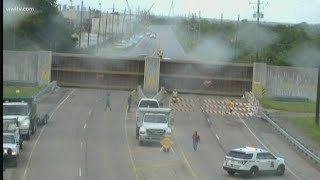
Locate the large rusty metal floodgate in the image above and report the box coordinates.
[51,53,253,96]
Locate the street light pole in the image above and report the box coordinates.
[97,3,101,53]
[316,67,320,125]
[112,4,115,41]
[87,7,91,49]
[79,0,83,49]
[256,0,261,62]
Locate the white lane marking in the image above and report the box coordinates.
[84,123,87,129]
[80,142,83,149]
[237,115,301,180]
[79,168,82,177]
[215,134,220,141]
[23,89,75,180]
[50,89,76,120]
[89,109,92,115]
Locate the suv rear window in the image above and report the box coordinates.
[227,151,253,159]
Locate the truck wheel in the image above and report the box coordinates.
[13,159,17,167]
[139,140,144,146]
[136,126,139,139]
[26,130,31,140]
[32,124,37,134]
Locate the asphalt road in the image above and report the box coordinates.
[127,25,186,59]
[4,89,320,180]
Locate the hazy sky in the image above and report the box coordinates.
[57,0,320,24]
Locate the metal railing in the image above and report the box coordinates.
[245,91,320,164]
[33,81,58,101]
[259,111,320,164]
[137,85,147,100]
[153,87,165,102]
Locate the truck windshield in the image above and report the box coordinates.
[139,101,159,108]
[144,115,167,123]
[3,135,15,144]
[3,105,28,116]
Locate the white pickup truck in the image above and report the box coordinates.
[135,98,160,139]
[136,108,172,145]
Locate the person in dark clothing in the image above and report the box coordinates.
[192,131,200,151]
[105,92,111,111]
[127,93,132,112]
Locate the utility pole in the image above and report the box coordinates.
[250,0,267,62]
[13,23,16,49]
[87,7,91,48]
[198,11,201,42]
[122,8,126,36]
[104,11,108,41]
[112,4,114,40]
[109,13,111,37]
[221,13,223,25]
[97,3,101,53]
[129,9,131,39]
[79,0,83,49]
[117,12,120,37]
[256,0,260,62]
[316,67,320,125]
[234,14,240,61]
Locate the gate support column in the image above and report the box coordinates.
[143,57,160,96]
[252,63,267,97]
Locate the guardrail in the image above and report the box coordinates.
[259,111,320,164]
[245,91,320,164]
[33,81,58,101]
[153,87,165,102]
[137,85,147,100]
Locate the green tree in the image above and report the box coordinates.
[4,0,77,52]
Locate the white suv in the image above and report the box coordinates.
[223,147,285,177]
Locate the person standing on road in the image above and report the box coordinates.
[127,92,132,112]
[228,99,235,113]
[192,131,200,151]
[105,92,111,111]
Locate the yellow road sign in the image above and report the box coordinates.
[42,71,49,80]
[160,137,174,149]
[148,76,155,87]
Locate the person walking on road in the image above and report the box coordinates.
[192,131,200,151]
[105,92,111,111]
[127,92,132,112]
[228,99,235,113]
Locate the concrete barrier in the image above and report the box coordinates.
[3,50,52,86]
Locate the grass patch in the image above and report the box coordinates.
[3,86,44,97]
[259,98,316,113]
[289,116,320,144]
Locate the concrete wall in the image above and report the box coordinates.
[253,63,318,101]
[266,65,318,101]
[3,50,52,86]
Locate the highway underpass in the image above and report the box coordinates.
[3,88,320,180]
